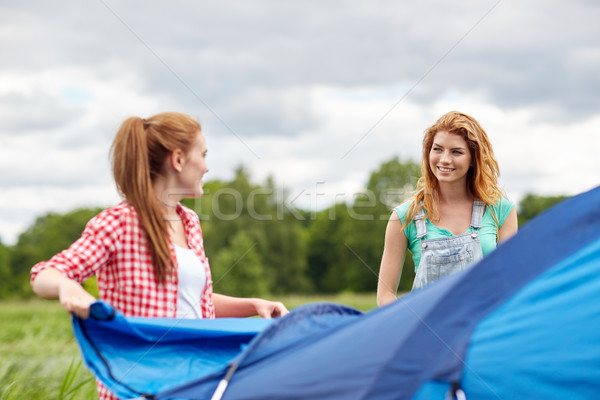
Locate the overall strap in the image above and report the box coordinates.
[415,207,427,240]
[470,200,485,230]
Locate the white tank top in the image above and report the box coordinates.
[173,243,207,319]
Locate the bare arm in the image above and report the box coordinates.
[377,212,409,307]
[213,293,289,319]
[31,267,96,319]
[498,206,518,243]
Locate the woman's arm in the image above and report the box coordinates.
[377,212,409,307]
[498,206,518,243]
[31,267,96,319]
[30,209,122,318]
[213,293,289,318]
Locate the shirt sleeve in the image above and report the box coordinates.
[393,201,421,270]
[495,196,515,228]
[30,208,122,284]
[393,201,411,225]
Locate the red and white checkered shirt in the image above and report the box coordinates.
[30,202,215,399]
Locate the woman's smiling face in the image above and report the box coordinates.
[428,130,472,187]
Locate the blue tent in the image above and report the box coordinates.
[74,186,600,399]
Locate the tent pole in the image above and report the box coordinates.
[210,363,239,400]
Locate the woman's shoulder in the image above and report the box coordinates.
[493,195,514,209]
[91,202,132,219]
[488,195,515,223]
[85,203,133,231]
[393,200,414,224]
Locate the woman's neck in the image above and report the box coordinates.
[152,177,182,221]
[437,183,472,205]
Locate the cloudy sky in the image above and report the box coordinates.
[1,0,599,245]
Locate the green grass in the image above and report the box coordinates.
[0,294,377,399]
[0,299,97,399]
[277,292,377,311]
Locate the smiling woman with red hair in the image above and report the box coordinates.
[377,111,518,305]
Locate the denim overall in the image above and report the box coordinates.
[412,200,485,290]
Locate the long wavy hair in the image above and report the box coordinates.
[405,111,503,229]
[110,112,201,284]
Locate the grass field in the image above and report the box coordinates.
[0,294,377,399]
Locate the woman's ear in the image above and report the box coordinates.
[169,149,185,173]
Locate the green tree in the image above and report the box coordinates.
[0,240,11,298]
[365,156,421,207]
[306,204,354,293]
[10,207,103,297]
[184,166,310,295]
[306,157,420,294]
[518,193,570,226]
[259,218,310,294]
[345,157,420,293]
[211,231,268,297]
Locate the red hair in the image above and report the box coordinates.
[405,111,502,229]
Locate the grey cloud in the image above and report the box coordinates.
[131,1,600,126]
[198,87,321,137]
[0,160,110,188]
[0,91,114,150]
[3,0,600,132]
[0,92,81,135]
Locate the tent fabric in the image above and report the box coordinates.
[74,186,600,400]
[73,301,272,399]
[73,301,363,399]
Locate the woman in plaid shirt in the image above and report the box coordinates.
[30,112,288,399]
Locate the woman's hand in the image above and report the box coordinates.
[254,299,289,319]
[213,293,289,318]
[58,278,97,319]
[32,267,96,319]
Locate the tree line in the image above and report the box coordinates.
[0,157,570,300]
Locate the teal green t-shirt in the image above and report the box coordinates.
[394,197,515,271]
